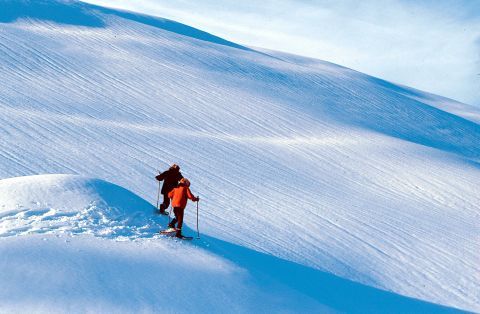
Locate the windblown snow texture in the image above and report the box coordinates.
[0,0,479,312]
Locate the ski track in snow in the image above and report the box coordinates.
[1,2,479,312]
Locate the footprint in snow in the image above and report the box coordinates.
[18,208,52,219]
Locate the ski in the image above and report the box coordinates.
[159,229,193,240]
[159,227,177,234]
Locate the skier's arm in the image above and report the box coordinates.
[156,171,167,181]
[186,188,199,202]
[168,190,175,199]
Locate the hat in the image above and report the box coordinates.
[180,178,190,187]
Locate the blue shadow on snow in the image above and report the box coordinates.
[0,0,249,51]
[186,232,469,314]
[0,0,105,27]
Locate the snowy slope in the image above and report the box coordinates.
[0,174,329,313]
[0,175,463,313]
[1,0,479,312]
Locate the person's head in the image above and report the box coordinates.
[179,178,190,187]
[170,163,180,171]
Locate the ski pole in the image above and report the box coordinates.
[155,179,161,212]
[168,198,172,225]
[196,199,200,239]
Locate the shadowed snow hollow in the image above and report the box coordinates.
[0,174,161,238]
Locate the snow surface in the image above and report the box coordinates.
[0,175,464,313]
[0,0,479,312]
[0,174,160,238]
[0,175,330,313]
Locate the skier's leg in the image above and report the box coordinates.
[168,218,177,229]
[169,207,178,228]
[159,193,170,213]
[175,208,185,237]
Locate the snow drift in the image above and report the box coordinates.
[0,174,160,238]
[0,0,479,312]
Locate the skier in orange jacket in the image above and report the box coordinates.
[167,178,199,238]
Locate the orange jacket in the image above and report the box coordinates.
[168,184,197,209]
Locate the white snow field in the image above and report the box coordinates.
[0,0,479,312]
[0,174,330,313]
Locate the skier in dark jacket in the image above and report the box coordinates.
[155,163,183,214]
